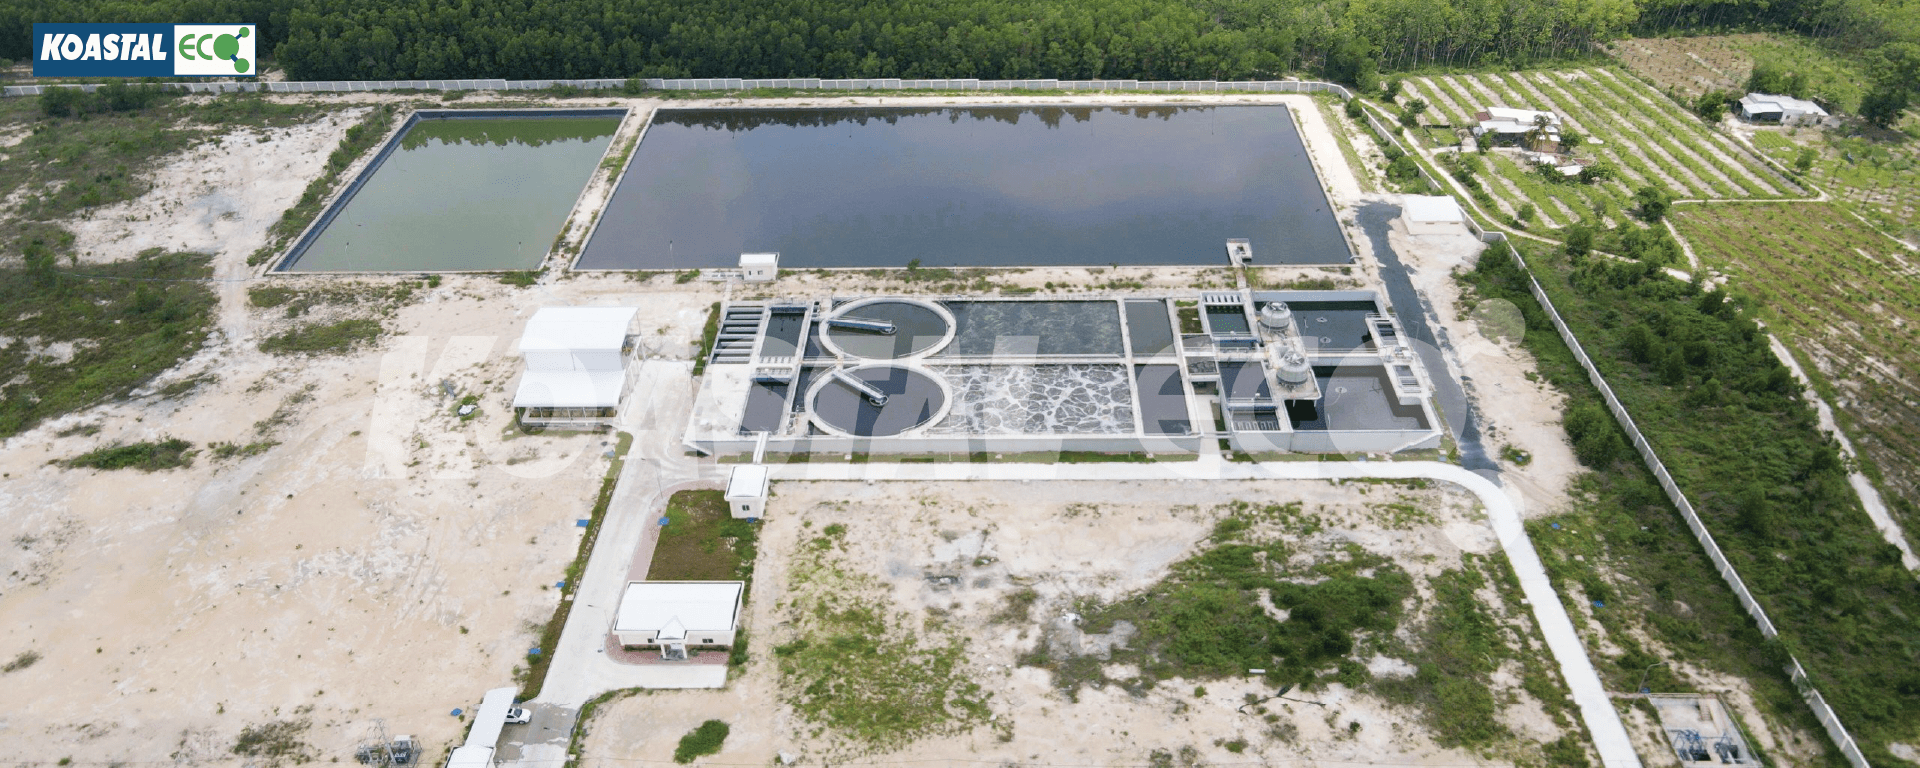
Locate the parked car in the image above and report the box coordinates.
[504,707,531,724]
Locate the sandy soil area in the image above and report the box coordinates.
[64,109,368,267]
[0,257,723,761]
[585,479,1584,766]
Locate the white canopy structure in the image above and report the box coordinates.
[511,306,638,418]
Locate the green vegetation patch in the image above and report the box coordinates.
[260,318,383,355]
[0,250,216,438]
[648,490,759,582]
[1068,506,1410,689]
[773,523,989,752]
[1463,240,1920,762]
[1,91,332,259]
[251,280,424,356]
[672,720,730,763]
[63,437,196,471]
[1671,202,1920,559]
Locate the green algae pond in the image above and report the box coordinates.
[280,110,623,272]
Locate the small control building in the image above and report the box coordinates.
[740,252,779,282]
[1403,195,1466,236]
[614,581,745,659]
[725,465,769,518]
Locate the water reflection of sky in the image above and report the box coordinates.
[579,106,1348,269]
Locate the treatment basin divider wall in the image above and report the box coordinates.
[697,434,1206,457]
[270,107,631,274]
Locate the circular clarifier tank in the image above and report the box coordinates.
[809,364,950,437]
[819,298,954,360]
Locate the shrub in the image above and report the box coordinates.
[64,438,196,471]
[1633,186,1671,222]
[673,720,729,763]
[260,318,383,355]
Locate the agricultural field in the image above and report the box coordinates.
[1399,68,1802,230]
[1608,33,1871,113]
[1747,123,1920,244]
[1672,202,1920,535]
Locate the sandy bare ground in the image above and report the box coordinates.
[585,479,1586,766]
[0,267,724,763]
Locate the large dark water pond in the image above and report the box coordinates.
[577,105,1348,269]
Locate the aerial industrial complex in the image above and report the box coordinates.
[0,53,1911,768]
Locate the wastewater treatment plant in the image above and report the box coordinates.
[4,71,1911,768]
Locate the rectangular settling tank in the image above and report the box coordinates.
[280,109,623,272]
[578,105,1351,269]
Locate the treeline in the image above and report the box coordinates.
[4,0,1633,84]
[2,0,1912,109]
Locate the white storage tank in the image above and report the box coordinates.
[1258,302,1294,332]
[1274,350,1312,387]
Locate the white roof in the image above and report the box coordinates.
[1403,195,1464,223]
[512,370,625,408]
[518,307,637,353]
[1739,93,1827,117]
[446,746,494,768]
[615,581,744,634]
[726,465,769,499]
[462,687,518,750]
[739,252,779,267]
[1481,107,1560,125]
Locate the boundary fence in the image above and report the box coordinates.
[1487,233,1870,768]
[2,77,1353,98]
[1348,90,1868,768]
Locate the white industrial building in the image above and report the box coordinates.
[725,465,769,518]
[1402,195,1467,236]
[614,581,745,659]
[1737,93,1828,125]
[511,306,639,429]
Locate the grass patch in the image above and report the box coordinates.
[518,430,631,700]
[259,318,383,355]
[2,650,40,673]
[648,490,759,582]
[63,437,195,471]
[1035,501,1411,692]
[691,302,722,376]
[230,719,315,765]
[772,523,989,752]
[0,250,216,438]
[672,720,730,763]
[1,91,333,261]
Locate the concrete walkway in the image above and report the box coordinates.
[505,360,717,768]
[766,458,1643,768]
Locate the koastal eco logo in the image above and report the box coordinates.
[33,23,256,77]
[173,24,254,75]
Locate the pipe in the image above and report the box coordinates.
[831,368,889,405]
[827,316,896,335]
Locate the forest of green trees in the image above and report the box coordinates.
[2,0,1915,98]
